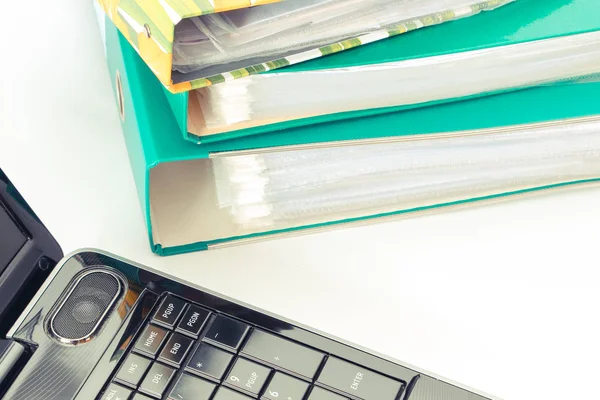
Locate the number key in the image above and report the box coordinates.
[261,372,309,400]
[226,358,271,396]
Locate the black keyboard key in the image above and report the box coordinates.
[133,324,169,358]
[132,394,153,400]
[153,295,187,328]
[99,383,133,400]
[213,387,253,400]
[202,315,249,351]
[176,305,211,338]
[114,353,152,388]
[158,333,193,367]
[241,330,324,379]
[316,357,403,400]
[167,373,216,400]
[225,358,271,396]
[186,343,234,381]
[308,387,348,400]
[261,372,309,400]
[138,362,177,399]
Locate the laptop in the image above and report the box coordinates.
[0,168,498,400]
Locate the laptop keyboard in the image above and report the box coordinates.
[98,294,405,400]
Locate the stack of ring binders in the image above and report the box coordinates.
[95,0,600,255]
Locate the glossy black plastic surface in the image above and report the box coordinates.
[0,169,62,338]
[0,207,26,274]
[4,251,496,400]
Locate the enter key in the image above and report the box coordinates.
[316,357,404,400]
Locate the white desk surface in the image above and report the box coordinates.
[2,2,600,399]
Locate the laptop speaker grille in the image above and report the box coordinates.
[50,270,121,342]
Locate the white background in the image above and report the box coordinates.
[2,1,600,399]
